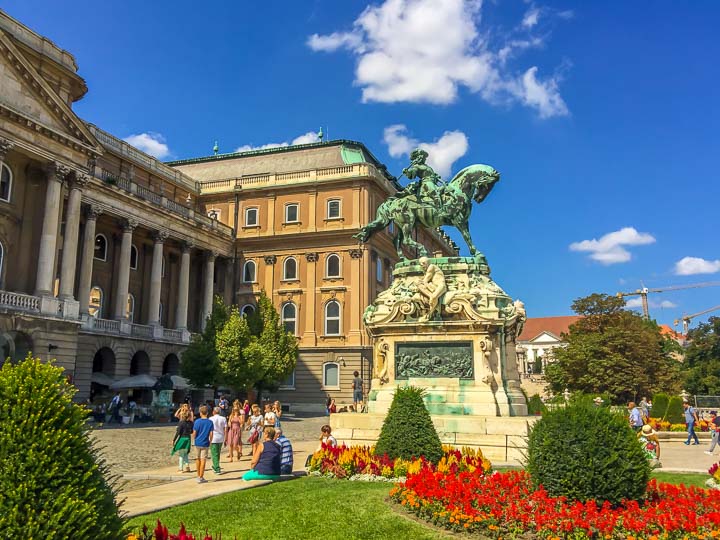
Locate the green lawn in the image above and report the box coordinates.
[651,470,709,489]
[126,477,449,540]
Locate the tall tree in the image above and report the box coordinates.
[215,308,262,392]
[544,293,681,403]
[253,291,298,393]
[682,316,720,395]
[180,296,229,389]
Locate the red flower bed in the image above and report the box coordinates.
[391,469,720,539]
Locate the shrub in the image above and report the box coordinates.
[0,355,125,539]
[374,386,443,463]
[652,393,670,420]
[527,393,546,415]
[666,395,686,424]
[526,397,650,505]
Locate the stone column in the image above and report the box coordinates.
[175,242,192,330]
[223,258,234,306]
[113,219,137,320]
[304,252,318,345]
[78,205,102,317]
[35,162,70,296]
[348,248,364,342]
[201,251,217,329]
[58,174,88,300]
[147,230,167,326]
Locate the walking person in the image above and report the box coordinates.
[273,400,282,429]
[247,404,264,454]
[705,411,720,455]
[683,401,700,445]
[227,405,244,461]
[242,399,250,417]
[218,395,230,418]
[192,405,214,484]
[263,402,277,429]
[209,406,227,475]
[108,392,122,424]
[628,402,644,432]
[242,426,282,481]
[352,371,364,413]
[171,409,193,472]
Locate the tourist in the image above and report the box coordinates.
[705,411,720,455]
[171,409,193,472]
[683,401,700,445]
[247,404,264,454]
[352,371,364,413]
[263,402,277,429]
[127,398,137,425]
[638,424,661,468]
[242,399,250,417]
[328,398,337,415]
[273,400,282,429]
[275,428,294,474]
[319,424,337,449]
[192,405,214,484]
[639,396,650,419]
[218,394,230,418]
[628,402,644,432]
[209,406,227,475]
[174,402,194,422]
[108,392,122,424]
[227,405,244,461]
[242,426,281,481]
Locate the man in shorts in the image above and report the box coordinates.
[192,405,214,483]
[209,406,227,475]
[352,371,364,413]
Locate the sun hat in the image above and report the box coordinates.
[641,424,656,436]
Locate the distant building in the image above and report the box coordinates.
[515,316,581,375]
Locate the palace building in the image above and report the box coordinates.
[0,10,455,410]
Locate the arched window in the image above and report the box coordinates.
[245,207,258,227]
[323,362,340,389]
[127,293,135,322]
[324,300,341,336]
[94,234,107,261]
[243,260,256,283]
[130,245,138,270]
[240,304,255,317]
[89,286,103,318]
[285,203,299,223]
[0,163,12,202]
[283,257,297,280]
[376,257,383,283]
[327,199,341,219]
[281,302,297,335]
[326,254,341,278]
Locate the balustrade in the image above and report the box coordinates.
[130,323,153,339]
[0,291,39,312]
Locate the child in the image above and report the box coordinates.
[192,405,214,484]
[318,424,337,450]
[263,402,277,429]
[171,410,193,472]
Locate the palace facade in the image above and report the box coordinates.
[0,10,455,410]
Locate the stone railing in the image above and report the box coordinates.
[198,163,386,194]
[0,291,40,313]
[88,318,121,334]
[80,316,189,344]
[130,323,154,339]
[162,328,184,341]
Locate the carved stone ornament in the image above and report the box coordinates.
[349,248,363,259]
[85,204,102,220]
[180,241,194,253]
[0,137,14,160]
[122,218,139,232]
[207,250,219,261]
[73,172,90,189]
[153,230,169,243]
[374,339,390,384]
[264,255,277,265]
[47,161,72,183]
[305,252,319,263]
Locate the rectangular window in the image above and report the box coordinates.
[245,207,258,226]
[323,363,339,388]
[327,199,341,219]
[285,203,299,223]
[280,369,295,390]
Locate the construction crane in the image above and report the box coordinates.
[616,281,720,320]
[675,305,720,334]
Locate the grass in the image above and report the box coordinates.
[651,470,709,489]
[126,477,448,540]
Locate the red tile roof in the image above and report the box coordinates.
[517,316,583,342]
[659,324,684,341]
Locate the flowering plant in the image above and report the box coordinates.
[648,417,710,432]
[392,469,720,539]
[308,444,491,479]
[128,520,215,540]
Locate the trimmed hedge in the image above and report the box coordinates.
[374,386,443,464]
[527,394,546,415]
[0,355,125,539]
[667,396,686,424]
[526,398,650,505]
[652,393,670,420]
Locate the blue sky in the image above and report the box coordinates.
[5,1,720,329]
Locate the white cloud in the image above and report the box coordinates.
[569,227,656,265]
[123,132,170,159]
[235,131,320,153]
[522,7,541,28]
[625,298,677,309]
[383,124,469,178]
[307,0,569,118]
[674,256,720,275]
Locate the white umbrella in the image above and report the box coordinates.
[170,375,192,390]
[109,374,157,390]
[90,372,116,387]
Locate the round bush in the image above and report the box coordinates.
[374,386,443,463]
[0,356,125,539]
[666,395,686,424]
[651,392,669,419]
[526,398,650,505]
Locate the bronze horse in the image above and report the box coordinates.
[353,164,500,259]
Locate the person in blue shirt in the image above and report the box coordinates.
[683,401,700,445]
[192,405,214,483]
[274,428,294,475]
[628,402,644,432]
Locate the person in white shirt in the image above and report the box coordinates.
[209,407,227,475]
[263,403,277,429]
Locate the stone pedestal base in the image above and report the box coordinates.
[330,412,535,463]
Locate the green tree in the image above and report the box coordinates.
[682,317,720,395]
[0,355,125,538]
[180,296,230,389]
[544,293,681,403]
[215,308,262,392]
[253,291,298,394]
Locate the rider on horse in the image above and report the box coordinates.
[395,148,445,208]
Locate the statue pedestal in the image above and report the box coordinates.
[330,257,531,459]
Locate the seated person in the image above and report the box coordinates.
[275,428,294,475]
[638,424,661,468]
[242,427,281,481]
